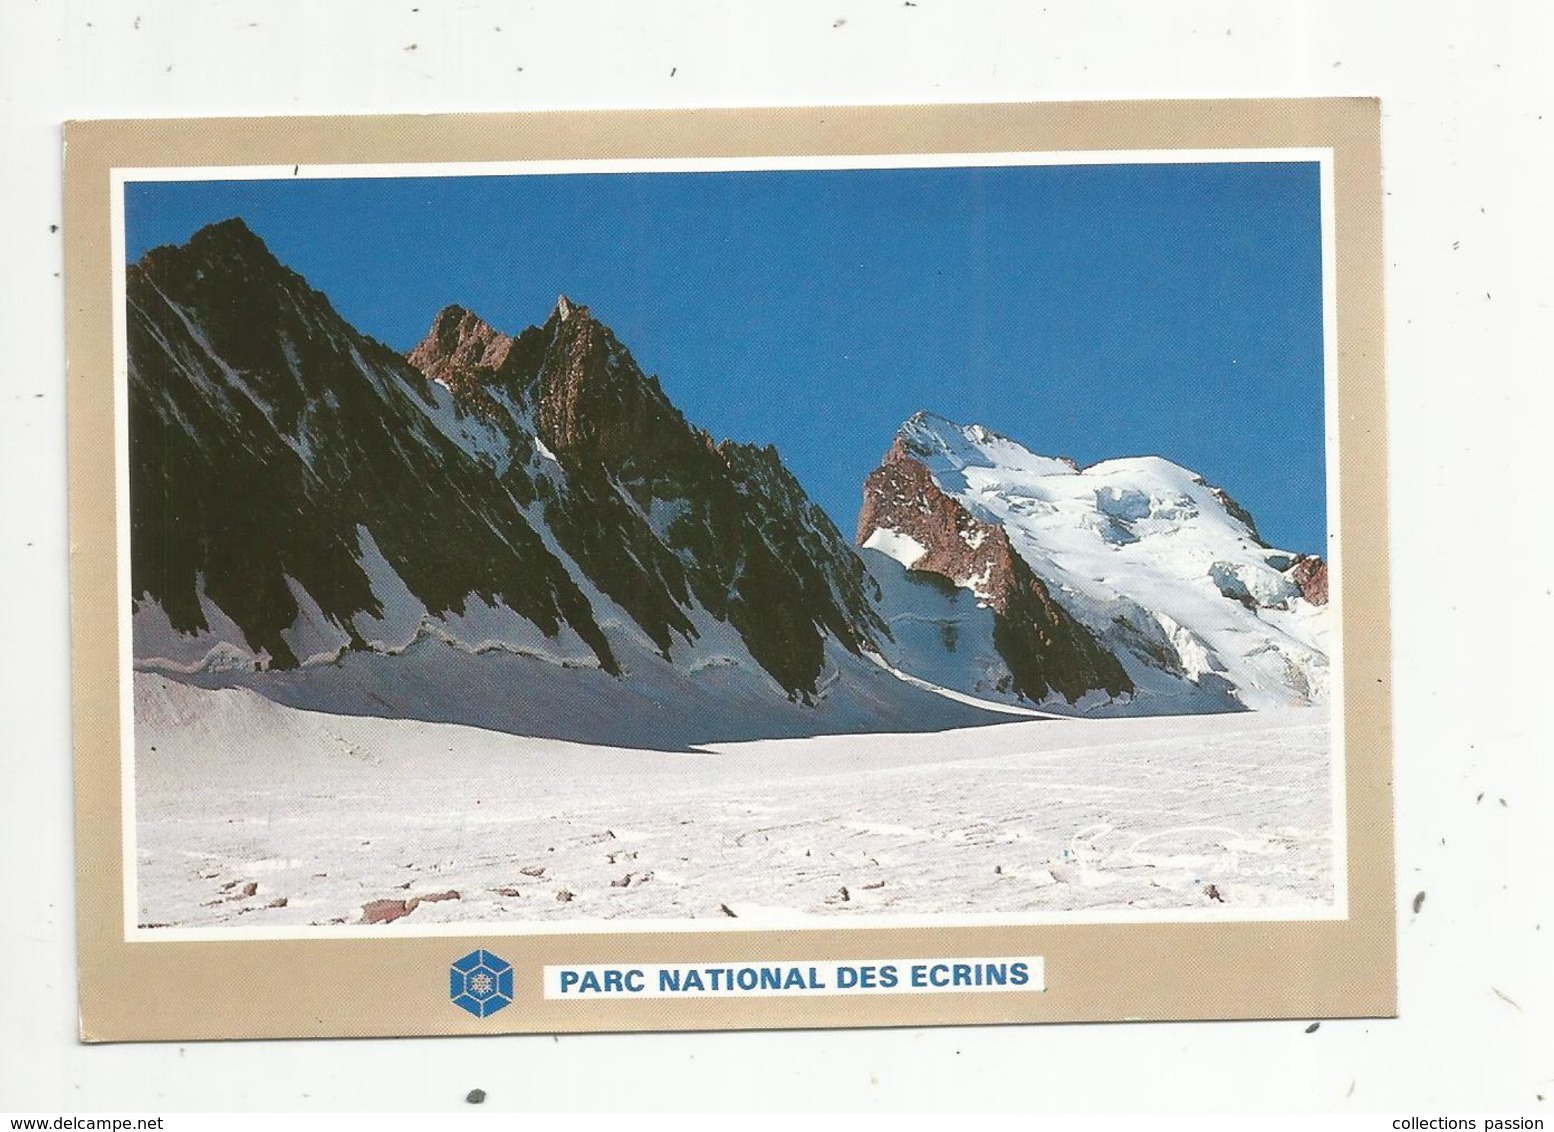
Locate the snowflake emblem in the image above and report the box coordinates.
[450,949,514,1017]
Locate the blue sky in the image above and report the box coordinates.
[126,160,1327,553]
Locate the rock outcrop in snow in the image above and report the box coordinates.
[1288,554,1329,606]
[857,412,1331,714]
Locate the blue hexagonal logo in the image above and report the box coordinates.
[450,949,514,1018]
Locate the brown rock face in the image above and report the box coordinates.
[529,298,695,469]
[857,441,1132,705]
[405,305,518,427]
[407,305,513,385]
[1288,554,1328,606]
[858,441,1019,613]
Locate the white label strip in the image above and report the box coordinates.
[543,956,1044,999]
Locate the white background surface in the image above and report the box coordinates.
[2,0,1550,1114]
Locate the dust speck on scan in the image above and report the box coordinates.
[1491,987,1522,1012]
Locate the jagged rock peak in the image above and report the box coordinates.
[428,302,474,332]
[533,305,677,459]
[182,216,269,257]
[406,304,513,385]
[135,216,286,283]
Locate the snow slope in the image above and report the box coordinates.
[865,413,1332,714]
[134,674,1335,929]
[135,521,1014,748]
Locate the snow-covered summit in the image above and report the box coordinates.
[859,413,1331,715]
[895,411,1080,489]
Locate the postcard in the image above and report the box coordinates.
[63,99,1393,1040]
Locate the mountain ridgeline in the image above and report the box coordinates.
[402,295,887,696]
[129,217,890,711]
[128,218,1331,742]
[128,220,614,673]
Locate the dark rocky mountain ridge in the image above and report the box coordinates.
[128,217,1325,739]
[402,292,889,699]
[128,219,613,673]
[128,219,959,744]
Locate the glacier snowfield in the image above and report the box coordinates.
[133,674,1336,930]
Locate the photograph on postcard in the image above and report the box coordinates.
[117,151,1342,938]
[64,102,1392,1039]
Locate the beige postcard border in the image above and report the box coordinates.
[64,99,1391,1042]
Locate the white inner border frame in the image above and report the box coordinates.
[109,146,1345,942]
